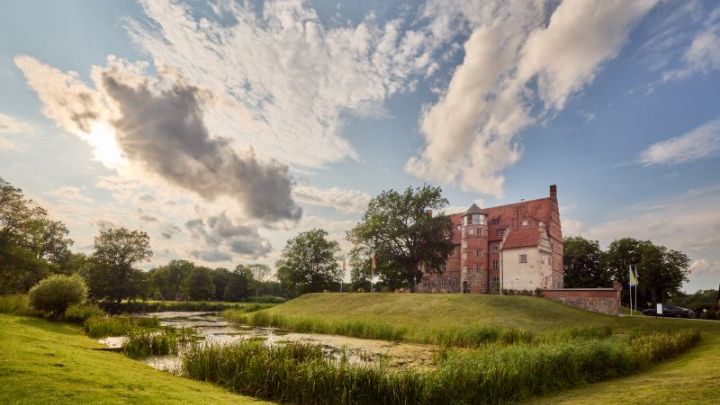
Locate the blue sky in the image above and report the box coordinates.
[1,0,719,291]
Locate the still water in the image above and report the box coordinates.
[100,311,434,374]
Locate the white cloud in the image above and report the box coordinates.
[0,112,33,134]
[663,26,720,81]
[0,112,34,149]
[293,186,371,214]
[407,0,658,197]
[47,186,94,204]
[639,118,720,166]
[126,0,439,169]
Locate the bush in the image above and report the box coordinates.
[28,274,87,318]
[64,303,106,323]
[0,294,30,314]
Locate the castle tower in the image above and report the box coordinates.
[460,204,489,293]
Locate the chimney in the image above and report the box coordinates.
[549,184,557,200]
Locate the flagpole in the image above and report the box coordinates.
[629,265,633,316]
[634,265,638,314]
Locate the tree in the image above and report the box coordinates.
[182,266,216,300]
[211,268,232,301]
[0,177,73,264]
[223,265,253,301]
[563,236,611,288]
[276,229,341,295]
[28,274,88,319]
[86,227,152,303]
[246,263,271,296]
[0,177,73,293]
[148,260,195,300]
[604,238,689,307]
[347,185,454,292]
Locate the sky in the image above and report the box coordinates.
[1,0,719,292]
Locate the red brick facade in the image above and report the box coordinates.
[419,185,563,294]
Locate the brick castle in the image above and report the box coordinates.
[419,185,563,293]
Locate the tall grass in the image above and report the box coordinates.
[84,316,161,338]
[181,329,700,405]
[182,340,425,404]
[122,327,196,359]
[63,303,106,323]
[0,294,34,315]
[427,329,700,404]
[429,325,534,347]
[227,311,407,341]
[98,300,278,314]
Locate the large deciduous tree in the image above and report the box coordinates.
[0,177,73,292]
[182,266,216,300]
[563,236,610,288]
[347,185,454,292]
[86,227,152,303]
[276,229,341,295]
[602,238,689,307]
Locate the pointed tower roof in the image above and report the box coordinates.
[465,203,486,215]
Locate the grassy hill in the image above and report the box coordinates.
[0,314,269,405]
[260,293,621,340]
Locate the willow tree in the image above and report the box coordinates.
[347,185,454,292]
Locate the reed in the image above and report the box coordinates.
[181,329,700,405]
[225,311,407,341]
[84,315,161,338]
[122,327,197,359]
[429,325,534,347]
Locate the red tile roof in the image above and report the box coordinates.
[502,228,540,249]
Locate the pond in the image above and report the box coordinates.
[99,311,434,373]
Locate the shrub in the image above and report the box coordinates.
[28,274,87,318]
[64,303,106,323]
[84,315,161,338]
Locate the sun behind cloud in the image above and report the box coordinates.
[84,121,125,168]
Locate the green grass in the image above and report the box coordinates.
[0,314,269,404]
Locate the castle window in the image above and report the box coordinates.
[548,256,552,266]
[522,219,529,227]
[490,218,499,225]
[475,249,482,257]
[475,264,482,272]
[492,260,498,270]
[496,229,505,237]
[519,254,527,264]
[492,243,499,253]
[476,227,483,235]
[441,278,448,287]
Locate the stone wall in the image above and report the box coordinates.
[541,282,622,316]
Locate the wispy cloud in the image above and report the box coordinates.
[0,112,34,150]
[639,118,720,166]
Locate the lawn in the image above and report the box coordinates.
[0,314,270,405]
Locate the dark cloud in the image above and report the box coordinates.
[161,224,182,240]
[191,248,232,263]
[185,212,271,260]
[100,73,301,222]
[138,194,156,202]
